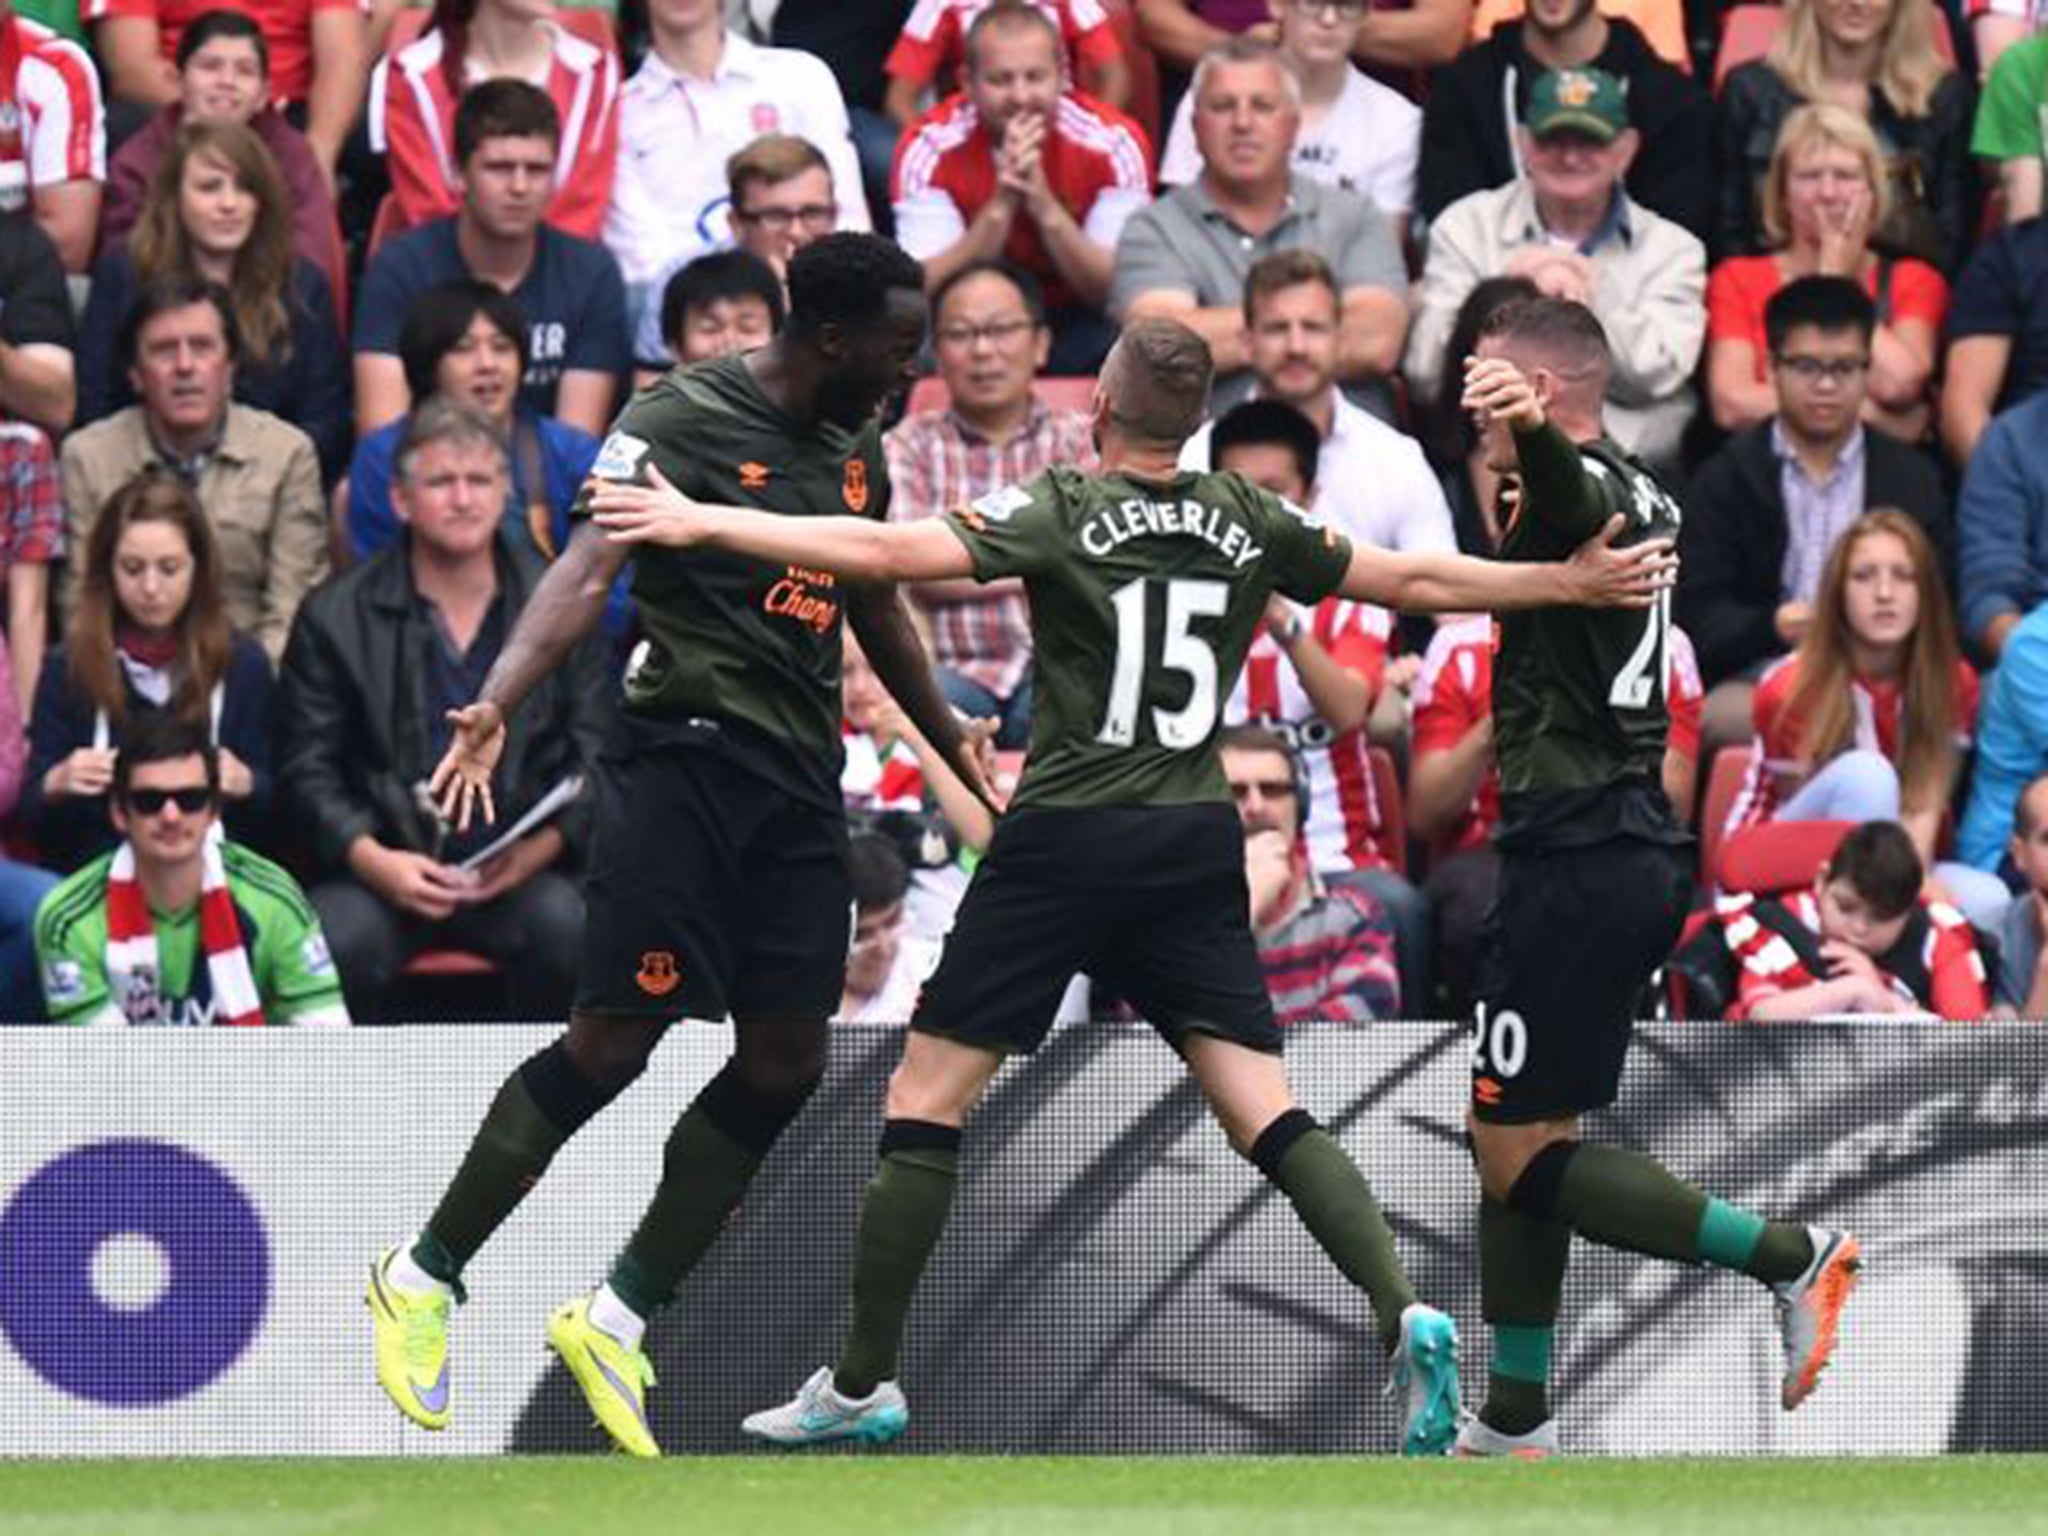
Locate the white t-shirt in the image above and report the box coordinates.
[1182,391,1455,555]
[1158,64,1418,214]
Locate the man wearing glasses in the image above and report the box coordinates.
[1678,276,1952,756]
[884,258,1097,748]
[33,714,348,1026]
[894,0,1152,373]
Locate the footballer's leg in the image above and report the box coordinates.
[556,1014,830,1456]
[368,1011,665,1430]
[743,1030,1002,1447]
[1186,1033,1459,1457]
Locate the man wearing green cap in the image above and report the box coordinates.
[1405,65,1705,474]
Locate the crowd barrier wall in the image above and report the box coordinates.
[4,1022,2044,1456]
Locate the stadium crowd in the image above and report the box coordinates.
[1,0,2045,1026]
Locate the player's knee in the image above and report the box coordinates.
[1500,1137,1581,1218]
[732,1016,832,1097]
[521,1028,651,1134]
[883,1060,971,1127]
[561,1013,669,1096]
[1242,1107,1319,1179]
[690,1059,821,1157]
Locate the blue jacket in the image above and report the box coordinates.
[1958,604,2048,870]
[1958,394,2048,650]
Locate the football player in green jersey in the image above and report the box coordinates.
[592,316,1674,1456]
[1454,298,1860,1457]
[365,234,996,1458]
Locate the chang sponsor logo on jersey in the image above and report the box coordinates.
[1077,497,1266,568]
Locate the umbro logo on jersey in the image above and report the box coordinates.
[739,462,770,489]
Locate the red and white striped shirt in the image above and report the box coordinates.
[885,0,1122,91]
[892,91,1151,310]
[1412,615,1703,859]
[1719,887,1989,1021]
[1724,654,1981,838]
[368,19,620,241]
[884,398,1097,700]
[0,14,102,215]
[1226,599,1396,874]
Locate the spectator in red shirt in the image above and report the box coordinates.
[893,0,1151,372]
[0,0,104,271]
[884,0,1130,127]
[102,10,339,286]
[1705,104,1946,444]
[0,419,62,714]
[368,0,620,242]
[1718,818,1990,1020]
[1722,507,2010,929]
[86,0,366,187]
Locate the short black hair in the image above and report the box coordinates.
[931,257,1046,330]
[1209,398,1320,495]
[1479,296,1612,371]
[786,232,925,338]
[399,279,529,401]
[177,8,268,73]
[113,713,221,802]
[661,249,786,353]
[1764,275,1876,354]
[453,78,560,166]
[120,275,240,371]
[1826,820,1923,921]
[848,831,911,912]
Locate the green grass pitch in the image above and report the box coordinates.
[6,1457,2048,1536]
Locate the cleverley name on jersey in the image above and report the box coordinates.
[1076,496,1269,568]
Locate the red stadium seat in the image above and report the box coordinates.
[403,948,500,978]
[1716,819,1855,895]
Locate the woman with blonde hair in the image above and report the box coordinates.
[21,470,275,874]
[1726,507,2009,924]
[78,119,348,480]
[1716,0,1972,273]
[1705,103,1947,440]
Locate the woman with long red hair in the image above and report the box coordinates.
[1726,507,2008,924]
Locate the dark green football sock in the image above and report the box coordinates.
[1253,1115,1415,1352]
[836,1124,961,1400]
[1538,1144,1812,1283]
[1477,1197,1569,1436]
[421,1069,574,1294]
[606,1112,767,1318]
[607,1067,816,1319]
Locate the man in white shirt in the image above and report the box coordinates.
[1157,0,1418,238]
[1182,247,1455,556]
[602,0,870,329]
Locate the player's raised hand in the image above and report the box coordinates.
[1566,515,1678,608]
[590,465,712,548]
[951,714,1005,816]
[1461,355,1545,433]
[430,700,505,832]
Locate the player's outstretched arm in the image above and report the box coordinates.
[1335,514,1675,615]
[847,586,1003,820]
[429,520,627,831]
[589,468,976,583]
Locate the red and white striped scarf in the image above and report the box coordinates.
[104,825,263,1027]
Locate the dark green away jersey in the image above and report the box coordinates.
[945,465,1351,808]
[574,355,887,775]
[1495,421,1688,848]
